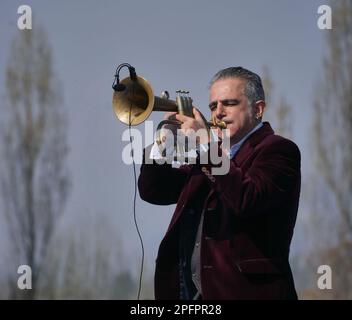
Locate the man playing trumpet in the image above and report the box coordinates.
[138,67,301,300]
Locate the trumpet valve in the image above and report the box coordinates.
[160,91,170,99]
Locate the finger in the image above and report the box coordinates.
[192,107,203,121]
[175,113,191,123]
[193,108,208,128]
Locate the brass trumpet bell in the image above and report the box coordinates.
[113,76,155,126]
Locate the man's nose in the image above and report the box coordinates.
[215,103,225,118]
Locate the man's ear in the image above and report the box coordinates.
[254,100,266,118]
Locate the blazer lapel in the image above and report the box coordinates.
[234,122,274,167]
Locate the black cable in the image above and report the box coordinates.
[128,93,144,300]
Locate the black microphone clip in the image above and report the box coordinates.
[112,63,137,92]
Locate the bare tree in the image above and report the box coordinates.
[314,0,352,237]
[0,29,70,299]
[302,0,352,299]
[261,65,293,138]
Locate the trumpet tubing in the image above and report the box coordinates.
[112,75,226,129]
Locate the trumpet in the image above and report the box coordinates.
[112,64,226,131]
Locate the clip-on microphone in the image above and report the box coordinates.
[112,63,137,92]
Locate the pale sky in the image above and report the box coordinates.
[0,0,328,291]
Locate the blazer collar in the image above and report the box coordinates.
[233,122,274,166]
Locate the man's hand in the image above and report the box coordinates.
[175,108,210,145]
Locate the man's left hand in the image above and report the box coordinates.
[175,108,209,145]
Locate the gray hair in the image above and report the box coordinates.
[209,67,265,107]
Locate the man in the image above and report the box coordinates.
[138,67,301,300]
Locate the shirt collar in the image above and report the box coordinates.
[229,122,263,159]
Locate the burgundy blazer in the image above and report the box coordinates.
[138,122,301,300]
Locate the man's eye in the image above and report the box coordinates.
[209,104,217,111]
[223,100,239,106]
